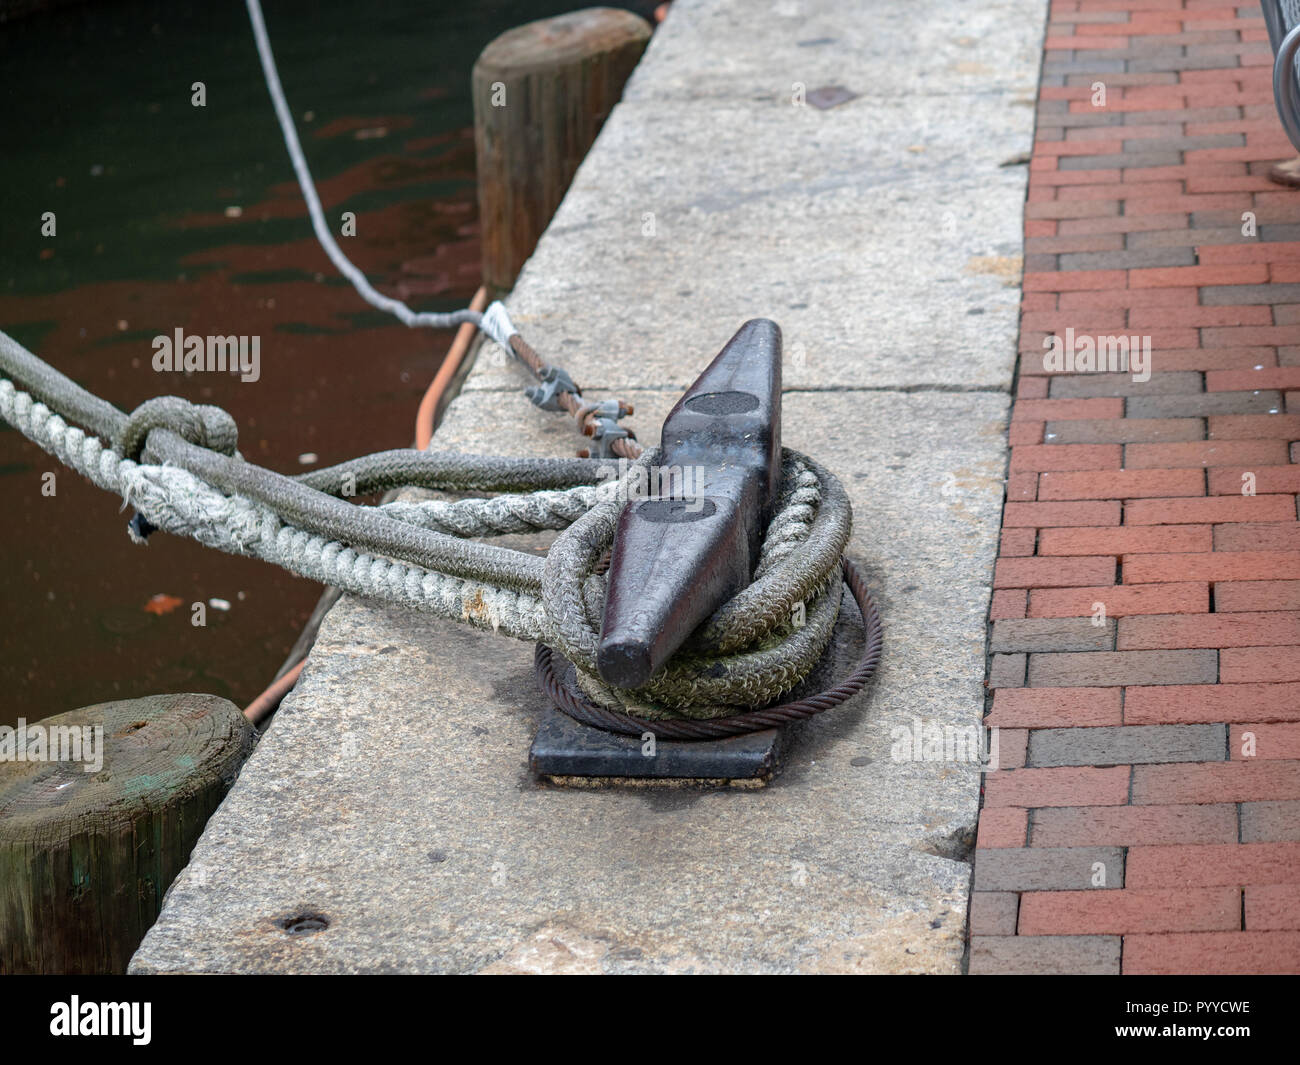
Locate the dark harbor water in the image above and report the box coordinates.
[0,0,654,726]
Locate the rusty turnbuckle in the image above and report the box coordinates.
[596,319,783,689]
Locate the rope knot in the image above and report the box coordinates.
[116,396,239,462]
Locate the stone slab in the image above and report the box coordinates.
[460,7,1039,396]
[464,99,1030,394]
[621,0,1044,103]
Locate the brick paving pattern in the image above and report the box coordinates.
[970,0,1300,974]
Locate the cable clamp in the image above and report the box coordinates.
[582,398,624,422]
[586,417,633,459]
[525,366,580,411]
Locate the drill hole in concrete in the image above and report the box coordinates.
[279,912,330,935]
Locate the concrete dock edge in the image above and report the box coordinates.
[132,0,1048,974]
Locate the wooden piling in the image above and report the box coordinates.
[0,694,255,973]
[473,7,651,291]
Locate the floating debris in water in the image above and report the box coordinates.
[143,593,183,616]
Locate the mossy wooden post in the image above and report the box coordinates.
[473,7,651,291]
[0,694,255,973]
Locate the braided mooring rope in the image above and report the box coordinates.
[0,331,872,722]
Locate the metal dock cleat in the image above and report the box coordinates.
[596,318,782,689]
[530,319,881,784]
[533,319,800,783]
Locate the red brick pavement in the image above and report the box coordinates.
[969,0,1300,975]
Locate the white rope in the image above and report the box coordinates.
[0,377,546,640]
[244,0,522,341]
[2,358,847,712]
[377,482,617,536]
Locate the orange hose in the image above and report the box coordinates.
[416,285,490,449]
[244,659,304,725]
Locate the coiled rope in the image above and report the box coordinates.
[536,558,883,739]
[0,330,877,725]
